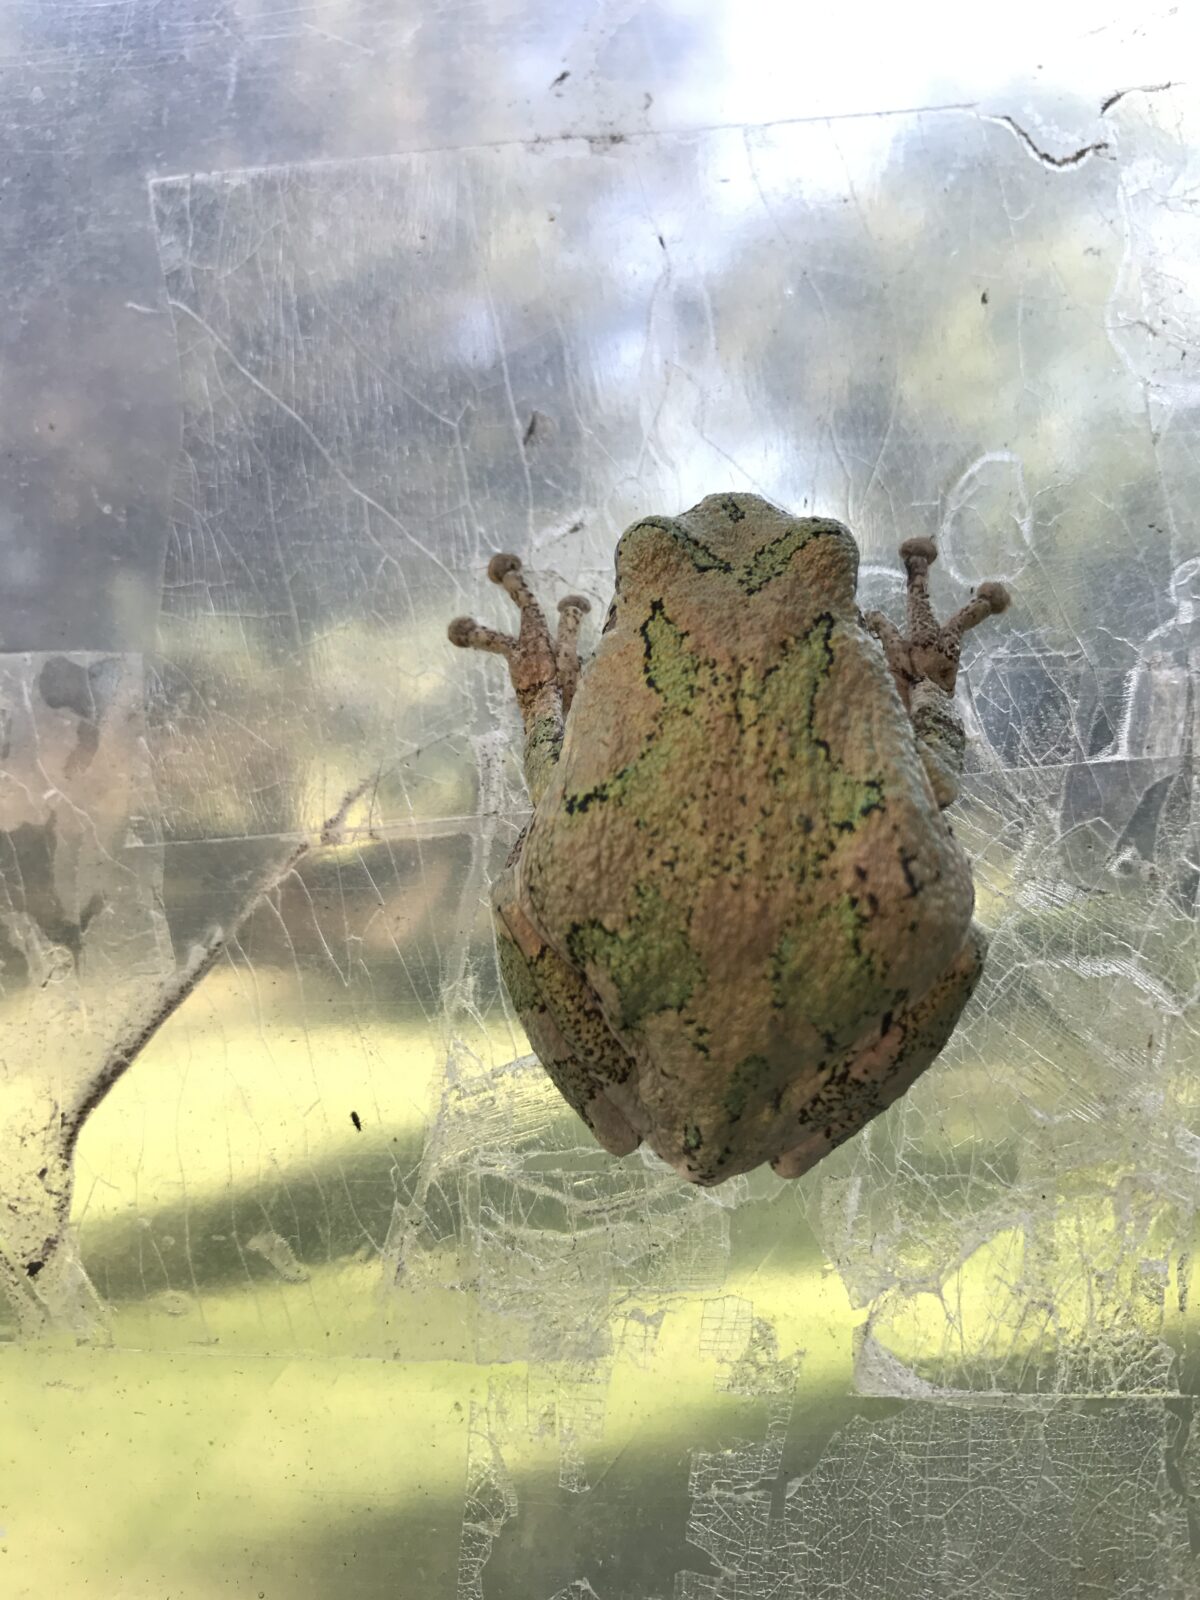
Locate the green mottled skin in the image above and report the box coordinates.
[452,493,1010,1185]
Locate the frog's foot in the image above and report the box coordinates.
[865,539,1009,807]
[865,538,1009,702]
[449,555,591,799]
[448,554,591,716]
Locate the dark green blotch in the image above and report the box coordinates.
[723,1054,770,1122]
[641,602,701,707]
[567,882,703,1029]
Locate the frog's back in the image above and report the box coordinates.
[519,494,974,1181]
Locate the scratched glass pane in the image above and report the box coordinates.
[0,2,1198,1596]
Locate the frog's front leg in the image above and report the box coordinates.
[771,922,987,1180]
[865,538,1009,808]
[448,554,590,803]
[491,855,643,1158]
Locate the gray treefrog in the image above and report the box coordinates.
[449,493,1010,1186]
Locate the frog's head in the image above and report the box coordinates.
[607,492,857,630]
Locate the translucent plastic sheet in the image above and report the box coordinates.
[0,3,1198,1596]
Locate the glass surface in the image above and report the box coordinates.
[0,2,1197,1595]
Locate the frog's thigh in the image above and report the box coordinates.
[494,884,642,1158]
[772,923,987,1180]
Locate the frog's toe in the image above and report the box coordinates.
[900,536,938,567]
[447,615,515,654]
[584,1090,641,1157]
[488,551,523,583]
[770,1139,825,1181]
[974,580,1011,615]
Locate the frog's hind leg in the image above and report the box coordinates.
[770,922,986,1181]
[492,869,642,1159]
[865,539,1010,808]
[448,554,591,800]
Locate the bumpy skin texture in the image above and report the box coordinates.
[449,493,1010,1186]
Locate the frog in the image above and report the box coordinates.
[448,492,1010,1186]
